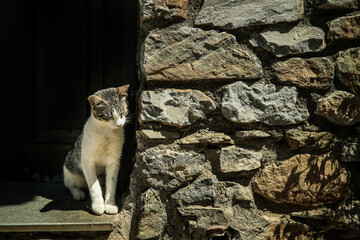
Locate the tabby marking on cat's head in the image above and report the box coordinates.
[87,84,129,129]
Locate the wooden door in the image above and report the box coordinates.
[0,0,137,193]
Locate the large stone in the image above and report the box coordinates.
[178,130,234,146]
[172,177,216,205]
[250,24,326,57]
[139,89,216,127]
[195,0,303,29]
[285,130,336,152]
[315,90,360,126]
[318,0,358,9]
[137,189,167,240]
[139,0,188,27]
[327,14,360,41]
[221,81,309,125]
[137,149,208,191]
[252,154,349,206]
[273,57,334,89]
[335,48,360,95]
[219,146,262,173]
[141,26,263,81]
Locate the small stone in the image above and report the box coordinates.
[172,177,217,205]
[318,0,358,9]
[137,189,167,240]
[142,26,263,81]
[273,57,334,90]
[252,154,349,206]
[137,149,208,191]
[206,226,228,235]
[250,24,326,57]
[285,130,336,152]
[139,88,216,128]
[235,130,270,139]
[221,81,309,125]
[219,146,262,173]
[327,14,360,41]
[195,0,304,29]
[315,90,360,126]
[178,131,234,146]
[137,129,180,139]
[140,0,188,28]
[335,48,360,95]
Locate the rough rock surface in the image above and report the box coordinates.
[341,137,360,162]
[318,0,359,9]
[139,88,216,127]
[139,0,188,27]
[291,200,360,237]
[219,146,262,173]
[136,149,209,191]
[136,129,180,139]
[265,223,313,240]
[195,0,303,29]
[250,24,326,57]
[335,48,360,95]
[137,189,167,240]
[141,26,263,81]
[315,90,360,126]
[285,130,336,152]
[235,130,270,139]
[273,57,334,89]
[172,177,216,205]
[327,14,360,41]
[221,81,309,125]
[178,131,234,146]
[252,154,349,206]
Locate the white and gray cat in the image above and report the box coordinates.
[63,84,129,215]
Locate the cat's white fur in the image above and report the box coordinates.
[64,113,125,215]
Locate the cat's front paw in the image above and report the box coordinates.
[91,202,105,215]
[105,204,118,215]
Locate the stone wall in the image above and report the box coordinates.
[114,0,360,239]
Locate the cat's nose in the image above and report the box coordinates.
[116,123,123,127]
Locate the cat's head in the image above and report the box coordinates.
[87,85,129,129]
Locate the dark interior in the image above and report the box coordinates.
[0,0,137,194]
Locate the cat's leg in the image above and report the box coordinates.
[63,166,86,201]
[81,159,105,215]
[104,160,120,214]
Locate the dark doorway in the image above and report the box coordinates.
[0,0,137,194]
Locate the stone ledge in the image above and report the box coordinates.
[0,182,116,233]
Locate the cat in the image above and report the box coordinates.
[63,84,129,215]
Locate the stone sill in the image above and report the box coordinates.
[0,182,116,233]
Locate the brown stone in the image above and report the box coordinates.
[273,57,334,89]
[315,90,360,126]
[252,154,349,206]
[285,130,336,152]
[327,14,360,41]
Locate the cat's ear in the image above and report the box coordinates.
[87,95,103,108]
[116,84,130,97]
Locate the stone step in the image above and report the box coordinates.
[0,182,116,232]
